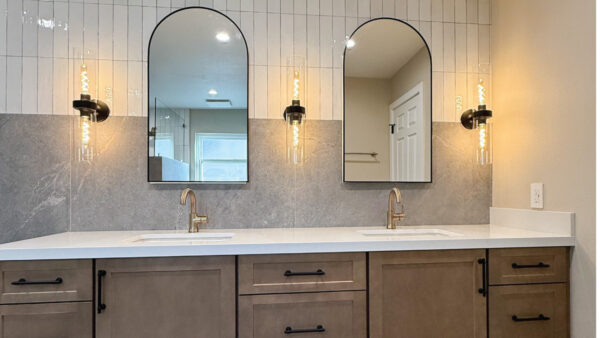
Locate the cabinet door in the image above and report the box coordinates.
[96,256,235,338]
[0,302,92,338]
[239,291,366,338]
[369,250,487,338]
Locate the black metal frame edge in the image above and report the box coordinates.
[146,6,250,185]
[342,17,434,183]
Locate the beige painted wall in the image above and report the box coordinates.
[491,0,595,336]
[344,77,391,181]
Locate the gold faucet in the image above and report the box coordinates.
[180,188,208,233]
[387,188,405,229]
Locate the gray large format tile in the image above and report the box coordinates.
[0,115,70,243]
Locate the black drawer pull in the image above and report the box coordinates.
[477,258,486,297]
[284,325,325,334]
[11,277,63,285]
[97,270,107,313]
[512,262,550,269]
[512,314,550,322]
[284,269,325,277]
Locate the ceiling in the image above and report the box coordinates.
[345,20,427,79]
[149,8,247,110]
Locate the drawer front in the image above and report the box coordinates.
[239,291,366,338]
[489,247,569,285]
[0,302,93,338]
[238,253,366,294]
[0,260,92,304]
[489,284,568,338]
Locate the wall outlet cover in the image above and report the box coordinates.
[530,183,544,209]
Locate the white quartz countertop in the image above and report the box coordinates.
[0,222,575,261]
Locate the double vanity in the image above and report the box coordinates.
[0,208,575,338]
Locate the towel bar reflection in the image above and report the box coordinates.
[345,152,378,158]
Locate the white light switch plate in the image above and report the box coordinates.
[530,183,544,209]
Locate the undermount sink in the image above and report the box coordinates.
[131,232,235,243]
[357,229,463,237]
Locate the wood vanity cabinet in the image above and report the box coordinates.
[369,250,487,338]
[95,256,236,338]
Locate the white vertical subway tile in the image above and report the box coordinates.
[293,14,307,61]
[419,21,431,47]
[442,0,453,22]
[129,0,142,5]
[346,0,358,16]
[267,66,280,119]
[99,5,114,60]
[145,0,157,5]
[332,16,345,68]
[319,68,332,120]
[186,0,199,6]
[407,0,419,20]
[67,57,75,115]
[280,14,294,65]
[442,72,454,121]
[307,15,320,67]
[0,57,5,113]
[395,0,407,20]
[407,20,419,30]
[454,72,466,120]
[113,5,128,60]
[254,12,268,66]
[37,58,53,115]
[345,16,358,37]
[294,0,307,14]
[22,0,38,57]
[282,0,294,13]
[0,1,6,56]
[84,4,99,58]
[141,62,147,116]
[98,60,113,107]
[419,0,431,21]
[38,2,54,58]
[213,0,226,10]
[306,67,320,119]
[319,16,333,67]
[370,0,382,18]
[478,0,489,24]
[53,58,69,115]
[241,0,253,11]
[254,0,267,12]
[199,0,212,6]
[22,57,37,114]
[247,65,254,118]
[466,72,477,108]
[267,13,280,66]
[443,23,454,72]
[431,22,443,71]
[432,71,443,121]
[358,16,370,25]
[279,65,288,112]
[156,7,170,23]
[171,0,185,8]
[455,23,466,72]
[113,60,127,116]
[127,61,142,116]
[382,0,394,16]
[267,0,280,12]
[227,11,241,29]
[128,5,143,61]
[307,0,319,15]
[358,0,370,17]
[478,24,490,66]
[240,12,254,64]
[157,0,171,6]
[320,0,333,15]
[143,6,156,61]
[466,0,477,23]
[454,0,466,23]
[466,23,478,72]
[54,2,69,58]
[254,65,267,118]
[333,0,345,16]
[332,68,343,120]
[227,0,241,10]
[69,2,84,58]
[431,0,442,21]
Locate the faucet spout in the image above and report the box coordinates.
[387,188,405,229]
[180,188,208,233]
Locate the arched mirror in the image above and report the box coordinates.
[148,8,248,183]
[344,19,432,182]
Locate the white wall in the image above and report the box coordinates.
[491,0,595,336]
[0,0,492,123]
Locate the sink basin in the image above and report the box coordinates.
[132,233,234,243]
[357,229,463,237]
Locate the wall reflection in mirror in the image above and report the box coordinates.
[148,8,248,183]
[344,19,432,182]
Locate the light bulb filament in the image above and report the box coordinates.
[81,63,89,95]
[477,79,486,106]
[479,123,486,149]
[81,116,90,145]
[293,71,300,101]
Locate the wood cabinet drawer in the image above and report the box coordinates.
[239,291,366,338]
[489,247,569,285]
[0,260,92,304]
[0,301,92,338]
[238,253,366,294]
[489,284,568,338]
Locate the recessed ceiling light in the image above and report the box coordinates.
[216,32,230,42]
[346,39,356,49]
[208,89,218,96]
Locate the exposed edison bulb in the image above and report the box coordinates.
[475,120,492,166]
[286,118,305,164]
[80,63,89,95]
[79,114,95,162]
[477,78,486,106]
[293,71,300,101]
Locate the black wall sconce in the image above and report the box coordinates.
[460,77,492,166]
[283,56,306,165]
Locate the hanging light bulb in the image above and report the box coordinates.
[284,56,306,165]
